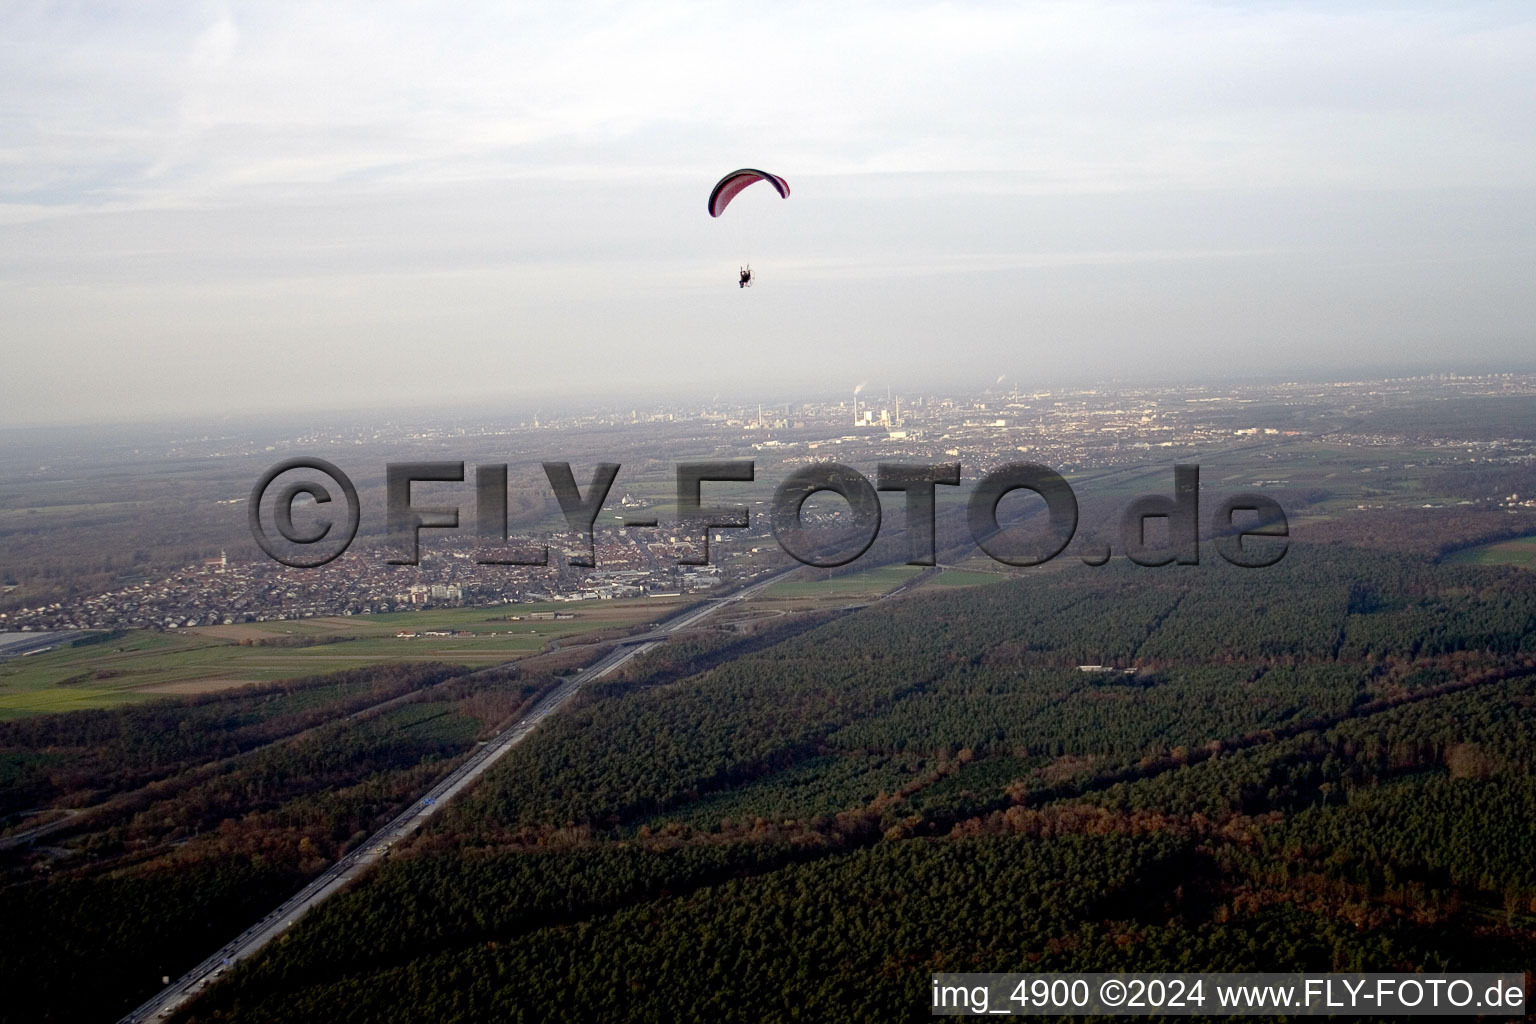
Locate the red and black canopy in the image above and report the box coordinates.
[708,168,790,217]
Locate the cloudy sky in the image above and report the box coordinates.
[2,1,1535,425]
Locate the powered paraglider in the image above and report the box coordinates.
[709,169,788,288]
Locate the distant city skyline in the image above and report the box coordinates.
[3,2,1535,426]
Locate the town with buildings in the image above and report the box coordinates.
[3,373,1534,633]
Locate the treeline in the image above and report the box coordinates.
[69,700,482,867]
[0,663,473,819]
[184,816,1527,1024]
[183,833,1194,1024]
[1297,506,1536,558]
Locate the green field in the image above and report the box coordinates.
[755,564,924,605]
[1445,534,1536,569]
[0,596,689,718]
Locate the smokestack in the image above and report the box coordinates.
[853,390,859,426]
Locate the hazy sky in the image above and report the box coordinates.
[3,1,1535,425]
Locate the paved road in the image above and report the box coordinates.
[0,808,84,851]
[0,630,84,659]
[117,570,790,1024]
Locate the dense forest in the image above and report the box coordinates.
[91,540,1529,1024]
[0,661,561,1023]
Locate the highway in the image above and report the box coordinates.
[0,807,85,851]
[117,570,790,1024]
[0,630,84,660]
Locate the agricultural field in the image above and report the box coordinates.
[0,596,690,718]
[928,568,1007,588]
[1446,533,1536,569]
[751,564,925,608]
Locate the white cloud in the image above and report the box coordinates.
[6,1,1535,208]
[1,1,1535,423]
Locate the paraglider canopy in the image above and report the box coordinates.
[708,169,790,218]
